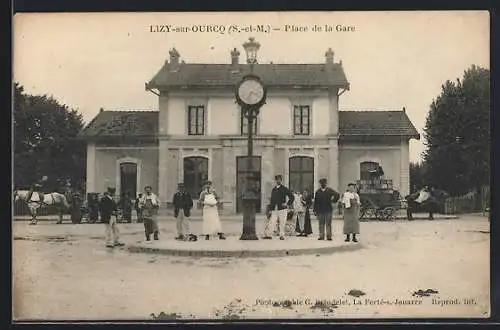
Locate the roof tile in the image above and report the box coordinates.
[146,63,350,89]
[79,110,419,139]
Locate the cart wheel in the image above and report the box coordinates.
[360,209,368,221]
[384,207,396,221]
[375,209,385,221]
[366,208,377,220]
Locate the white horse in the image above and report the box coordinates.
[14,190,70,225]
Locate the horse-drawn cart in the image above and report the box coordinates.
[357,179,404,221]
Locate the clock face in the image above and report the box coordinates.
[238,79,265,105]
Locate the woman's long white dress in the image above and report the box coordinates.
[202,192,222,235]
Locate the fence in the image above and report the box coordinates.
[443,186,490,215]
[13,199,64,216]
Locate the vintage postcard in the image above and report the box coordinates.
[12,11,490,321]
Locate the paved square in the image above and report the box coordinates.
[12,215,490,320]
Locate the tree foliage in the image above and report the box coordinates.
[14,83,86,191]
[423,65,490,196]
[409,161,428,193]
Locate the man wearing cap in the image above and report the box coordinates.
[172,182,195,241]
[99,190,124,248]
[264,175,294,240]
[313,178,340,241]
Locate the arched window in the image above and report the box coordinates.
[289,156,314,193]
[360,161,380,181]
[183,157,209,199]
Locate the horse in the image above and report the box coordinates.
[14,190,70,225]
[405,188,449,220]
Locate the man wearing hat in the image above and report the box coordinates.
[172,182,195,241]
[313,178,340,241]
[264,174,294,240]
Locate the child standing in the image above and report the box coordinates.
[292,190,306,236]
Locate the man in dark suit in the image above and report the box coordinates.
[263,175,294,240]
[172,183,195,241]
[99,191,124,248]
[313,178,340,241]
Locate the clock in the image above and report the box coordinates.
[237,77,266,106]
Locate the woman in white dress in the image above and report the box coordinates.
[198,181,226,240]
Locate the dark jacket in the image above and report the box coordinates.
[313,187,340,214]
[269,185,294,210]
[172,191,194,217]
[99,195,117,223]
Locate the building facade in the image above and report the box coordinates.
[80,46,419,214]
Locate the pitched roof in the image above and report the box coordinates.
[79,110,419,140]
[146,63,350,90]
[339,111,420,139]
[78,110,158,139]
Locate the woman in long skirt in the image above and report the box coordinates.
[199,181,226,240]
[342,183,361,242]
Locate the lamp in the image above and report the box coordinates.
[242,37,260,65]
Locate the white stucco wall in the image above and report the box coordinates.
[259,97,292,135]
[93,148,158,196]
[209,97,239,135]
[338,145,403,193]
[312,97,330,135]
[160,92,331,136]
[166,97,186,135]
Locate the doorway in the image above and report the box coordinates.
[183,156,209,200]
[289,156,314,193]
[119,162,137,198]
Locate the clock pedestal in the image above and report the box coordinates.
[235,74,266,241]
[240,189,259,240]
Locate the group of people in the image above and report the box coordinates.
[171,174,361,243]
[98,185,161,248]
[172,181,226,242]
[264,175,361,242]
[98,174,361,246]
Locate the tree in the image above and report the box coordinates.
[423,65,490,196]
[409,161,428,193]
[13,83,86,192]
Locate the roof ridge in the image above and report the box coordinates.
[339,110,404,113]
[101,110,159,113]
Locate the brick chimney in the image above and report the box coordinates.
[231,48,240,65]
[169,48,180,70]
[325,48,334,64]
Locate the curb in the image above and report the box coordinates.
[126,242,363,258]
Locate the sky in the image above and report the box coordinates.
[13,11,490,162]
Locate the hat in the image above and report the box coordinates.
[178,182,184,186]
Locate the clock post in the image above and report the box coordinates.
[235,37,266,240]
